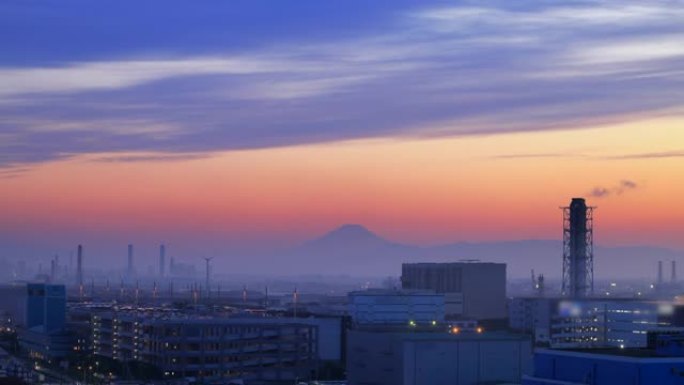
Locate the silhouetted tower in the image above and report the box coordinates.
[76,245,83,286]
[264,286,269,308]
[127,244,134,275]
[50,258,56,282]
[159,244,166,277]
[562,198,594,298]
[658,261,664,285]
[293,287,299,318]
[531,269,544,296]
[672,261,677,282]
[203,257,213,296]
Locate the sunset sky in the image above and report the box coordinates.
[1,1,684,268]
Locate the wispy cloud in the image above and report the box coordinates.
[604,150,684,160]
[0,57,306,98]
[0,167,31,179]
[490,153,578,160]
[589,180,640,198]
[1,0,683,167]
[92,153,211,163]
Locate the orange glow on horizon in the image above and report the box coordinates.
[1,117,683,248]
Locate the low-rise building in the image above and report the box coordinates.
[509,297,684,349]
[348,289,444,326]
[93,312,342,384]
[347,329,532,385]
[523,341,684,385]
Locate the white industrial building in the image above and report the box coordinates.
[348,289,444,326]
[509,297,684,349]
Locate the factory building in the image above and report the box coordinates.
[25,283,66,332]
[18,284,75,363]
[401,262,506,320]
[523,336,684,385]
[562,198,594,298]
[510,297,684,349]
[347,329,532,385]
[348,289,444,326]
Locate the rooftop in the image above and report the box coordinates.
[538,348,684,361]
[351,329,530,342]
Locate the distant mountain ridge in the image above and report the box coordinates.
[270,224,684,279]
[301,224,410,250]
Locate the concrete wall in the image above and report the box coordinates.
[461,263,507,319]
[401,263,507,320]
[403,339,532,385]
[299,317,343,361]
[347,330,532,385]
[347,331,404,385]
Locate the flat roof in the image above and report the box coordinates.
[403,262,505,266]
[349,289,440,296]
[351,329,530,342]
[537,348,684,362]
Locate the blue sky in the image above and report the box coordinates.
[3,1,684,273]
[1,0,684,167]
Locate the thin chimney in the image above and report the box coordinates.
[658,260,664,285]
[76,245,83,286]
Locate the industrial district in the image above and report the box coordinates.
[1,198,684,385]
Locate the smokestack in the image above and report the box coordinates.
[76,244,83,286]
[672,260,677,282]
[127,244,134,275]
[203,258,213,296]
[658,261,664,285]
[159,244,166,277]
[562,198,594,298]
